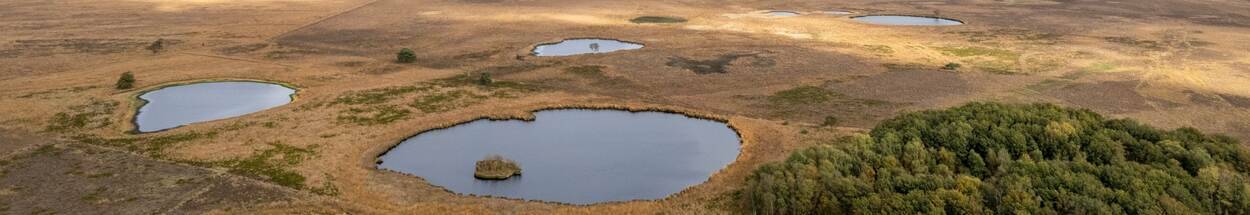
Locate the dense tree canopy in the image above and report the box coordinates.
[742,102,1250,214]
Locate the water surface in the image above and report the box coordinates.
[531,39,643,57]
[767,11,800,17]
[135,81,295,132]
[852,15,963,26]
[378,109,741,204]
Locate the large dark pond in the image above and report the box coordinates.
[531,39,644,57]
[377,109,741,204]
[852,15,964,26]
[134,81,295,132]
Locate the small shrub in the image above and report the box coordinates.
[396,48,416,63]
[477,73,493,85]
[943,62,962,70]
[115,72,135,90]
[146,39,164,54]
[821,116,839,127]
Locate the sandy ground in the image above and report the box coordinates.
[1,0,1249,213]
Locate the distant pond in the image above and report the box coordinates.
[531,39,644,57]
[852,15,964,26]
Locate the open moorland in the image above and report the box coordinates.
[2,0,1249,213]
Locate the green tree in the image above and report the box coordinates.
[115,72,135,89]
[740,102,1250,214]
[396,48,416,63]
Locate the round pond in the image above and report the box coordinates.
[377,109,742,204]
[134,81,295,132]
[531,39,644,57]
[852,15,963,26]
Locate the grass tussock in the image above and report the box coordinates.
[474,154,521,180]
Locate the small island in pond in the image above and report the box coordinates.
[474,155,521,180]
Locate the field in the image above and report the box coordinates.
[2,0,1250,213]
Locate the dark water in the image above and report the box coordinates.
[768,11,800,17]
[135,82,295,132]
[531,39,644,57]
[377,109,741,204]
[852,15,964,26]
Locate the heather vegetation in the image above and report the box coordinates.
[742,102,1250,214]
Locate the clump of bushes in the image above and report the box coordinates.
[475,154,521,180]
[820,115,839,127]
[741,102,1250,214]
[477,73,493,86]
[944,62,962,70]
[146,39,165,54]
[115,72,135,89]
[396,48,416,63]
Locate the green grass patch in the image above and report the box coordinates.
[336,105,411,126]
[566,65,607,79]
[73,122,248,157]
[193,143,316,189]
[331,85,430,106]
[862,45,894,55]
[768,86,840,106]
[409,90,486,113]
[937,46,1021,61]
[17,85,100,99]
[630,16,687,24]
[45,100,118,132]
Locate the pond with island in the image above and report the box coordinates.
[377,109,741,204]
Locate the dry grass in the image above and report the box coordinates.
[2,0,1250,213]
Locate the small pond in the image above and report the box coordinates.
[852,15,963,26]
[824,10,854,15]
[767,11,801,17]
[134,81,295,132]
[531,39,644,57]
[377,109,741,204]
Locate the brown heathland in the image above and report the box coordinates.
[2,0,1250,213]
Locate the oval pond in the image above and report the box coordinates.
[852,15,963,26]
[135,81,295,132]
[767,11,800,17]
[531,39,644,57]
[378,109,742,204]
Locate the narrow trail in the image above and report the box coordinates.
[268,0,386,42]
